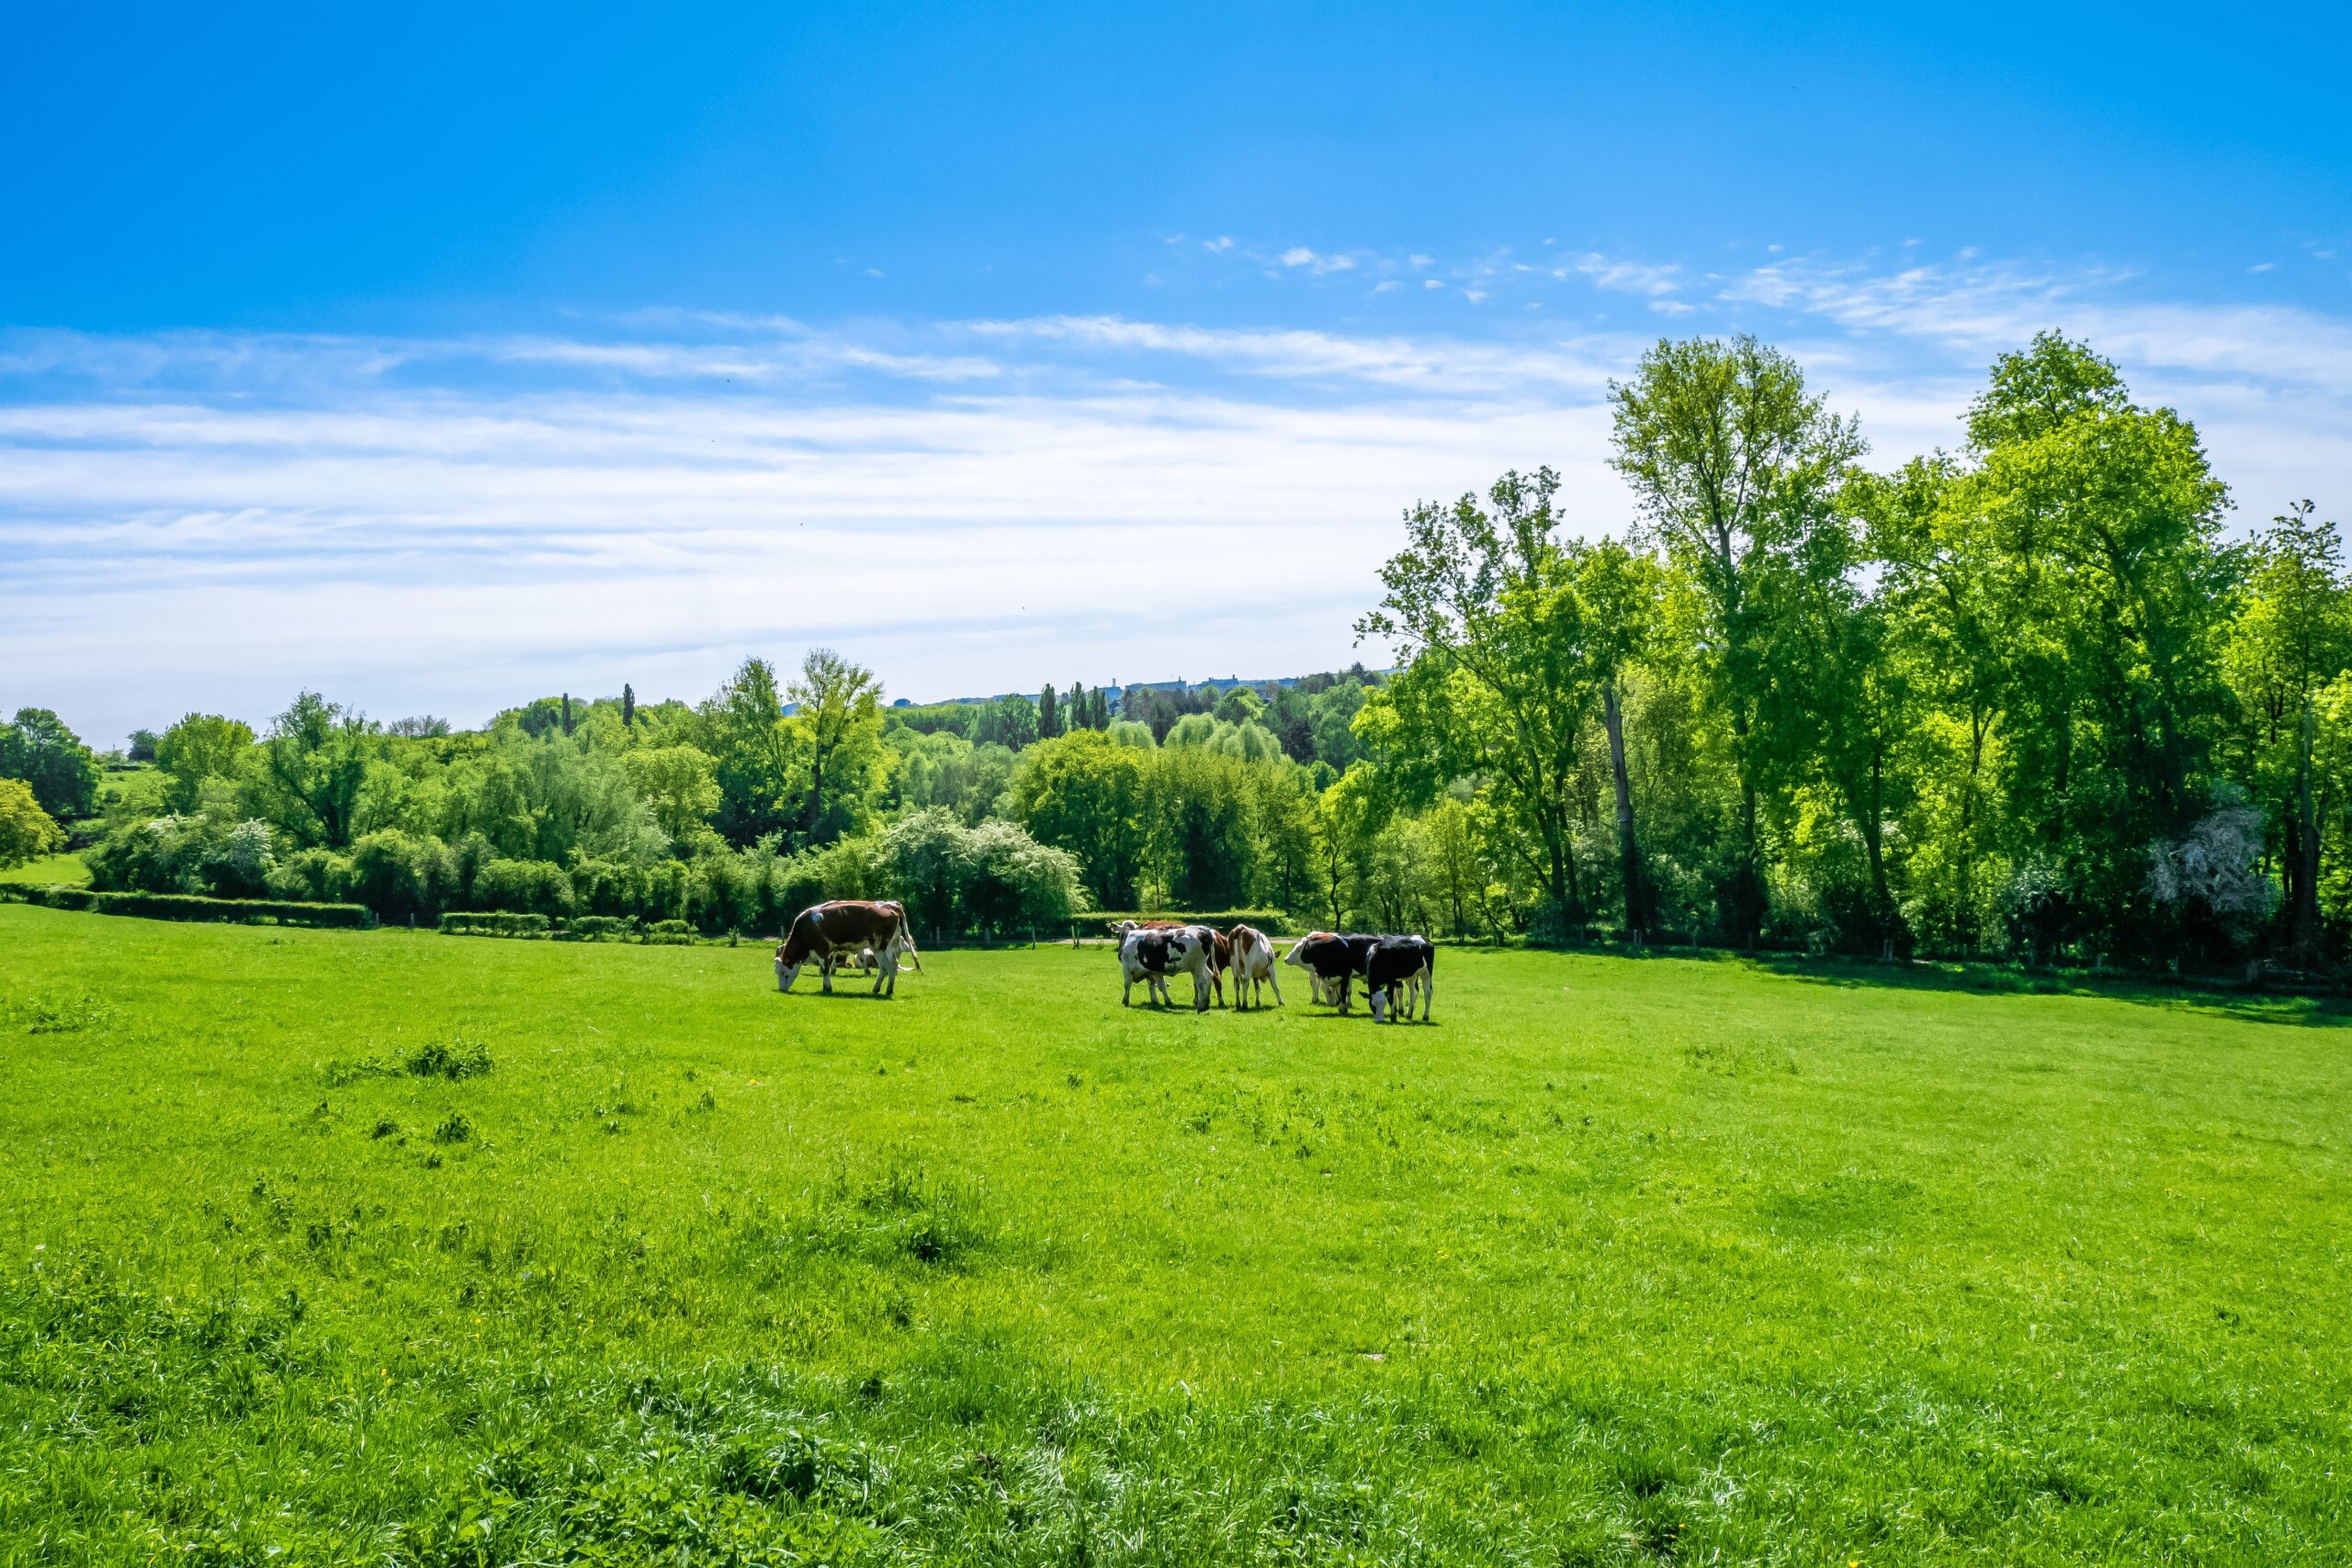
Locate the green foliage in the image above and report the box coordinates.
[0,706,102,819]
[11,886,370,925]
[154,712,255,812]
[0,776,65,868]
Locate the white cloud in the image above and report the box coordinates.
[6,268,2347,740]
[1570,254,1684,299]
[1277,246,1357,276]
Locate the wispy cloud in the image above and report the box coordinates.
[6,264,2347,739]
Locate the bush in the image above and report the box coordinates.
[404,1035,493,1079]
[14,886,371,927]
[439,912,551,939]
[645,919,700,945]
[471,858,577,919]
[564,914,639,942]
[268,847,354,904]
[347,829,456,924]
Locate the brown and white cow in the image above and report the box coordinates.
[1226,923,1283,1010]
[776,900,922,998]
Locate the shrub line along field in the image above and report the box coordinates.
[3,903,2348,1563]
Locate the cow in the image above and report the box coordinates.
[1117,923,1216,1011]
[1283,932,1380,1012]
[775,900,922,998]
[1284,931,1343,1004]
[1226,923,1283,1010]
[1113,919,1234,1005]
[1363,935,1436,1023]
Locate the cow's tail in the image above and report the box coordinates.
[1421,944,1435,1020]
[893,903,922,971]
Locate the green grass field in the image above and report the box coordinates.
[4,904,2348,1564]
[0,852,88,886]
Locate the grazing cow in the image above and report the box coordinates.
[1283,932,1381,1012]
[775,900,922,998]
[1285,931,1342,1004]
[1112,919,1234,1005]
[1363,935,1436,1022]
[1226,923,1283,1010]
[1118,924,1216,1011]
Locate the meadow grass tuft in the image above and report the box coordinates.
[2,903,2349,1562]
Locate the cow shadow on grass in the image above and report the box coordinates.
[1728,953,2352,1029]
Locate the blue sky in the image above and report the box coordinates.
[5,2,2349,740]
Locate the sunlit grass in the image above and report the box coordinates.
[3,903,2347,1563]
[0,852,87,886]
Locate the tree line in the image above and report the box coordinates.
[4,330,2343,967]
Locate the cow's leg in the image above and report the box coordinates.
[1123,972,1133,1007]
[877,949,897,998]
[1268,966,1283,1007]
[820,950,835,995]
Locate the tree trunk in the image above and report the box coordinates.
[2295,699,2320,968]
[1601,682,1645,942]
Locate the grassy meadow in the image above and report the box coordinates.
[3,903,2348,1564]
[0,852,89,886]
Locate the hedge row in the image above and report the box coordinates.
[1070,909,1295,938]
[439,911,554,939]
[9,886,374,928]
[438,912,712,944]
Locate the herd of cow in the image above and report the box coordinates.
[771,899,1436,1023]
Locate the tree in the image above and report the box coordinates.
[1011,730,1151,908]
[622,682,637,730]
[0,777,65,868]
[707,658,797,845]
[1357,468,1601,921]
[623,744,723,845]
[0,708,102,820]
[127,728,159,763]
[249,694,379,849]
[1038,683,1060,739]
[786,649,886,848]
[2226,502,2348,965]
[1564,539,1665,940]
[155,713,256,812]
[1957,335,2237,953]
[1610,335,1866,936]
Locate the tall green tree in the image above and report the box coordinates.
[1609,334,1865,935]
[1960,335,2237,949]
[2226,502,2349,964]
[252,693,378,848]
[1358,468,1608,922]
[155,713,256,813]
[786,649,886,848]
[706,658,797,845]
[0,707,102,820]
[1011,729,1152,908]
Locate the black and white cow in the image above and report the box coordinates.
[1363,935,1435,1022]
[1283,932,1381,1012]
[1117,923,1217,1011]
